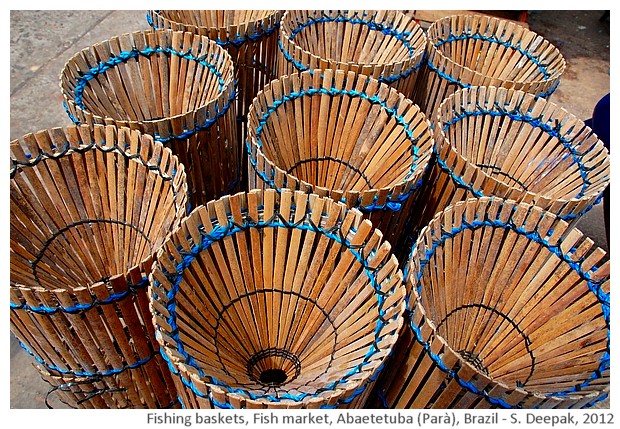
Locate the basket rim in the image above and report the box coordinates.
[433,86,610,220]
[247,70,434,209]
[149,190,407,406]
[426,14,566,95]
[405,196,610,406]
[59,29,236,140]
[279,10,427,80]
[147,10,283,44]
[9,124,188,293]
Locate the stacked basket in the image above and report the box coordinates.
[414,14,566,118]
[247,69,434,262]
[60,29,238,208]
[10,125,187,408]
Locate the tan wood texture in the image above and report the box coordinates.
[149,189,406,408]
[370,197,609,409]
[61,29,238,208]
[10,124,188,408]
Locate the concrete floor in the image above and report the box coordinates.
[9,10,611,409]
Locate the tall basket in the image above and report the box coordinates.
[146,10,282,191]
[149,189,406,408]
[372,197,609,408]
[60,29,237,209]
[247,69,434,261]
[10,124,188,408]
[278,10,426,100]
[411,86,610,241]
[415,14,565,119]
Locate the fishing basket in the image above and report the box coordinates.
[373,197,610,408]
[247,69,434,261]
[60,29,237,209]
[149,189,406,408]
[415,14,565,119]
[146,10,283,186]
[411,86,610,241]
[10,124,188,408]
[278,10,426,99]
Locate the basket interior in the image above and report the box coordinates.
[441,92,609,201]
[152,193,403,401]
[284,11,420,65]
[415,217,608,395]
[430,16,564,83]
[61,32,233,123]
[252,80,432,193]
[10,128,182,290]
[167,226,384,395]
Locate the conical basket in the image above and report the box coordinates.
[247,69,434,261]
[146,10,282,145]
[411,86,610,241]
[415,14,565,119]
[373,197,609,408]
[60,29,237,209]
[10,124,188,408]
[278,10,426,99]
[149,189,406,408]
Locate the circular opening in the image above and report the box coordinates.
[62,32,233,124]
[246,347,302,388]
[259,369,288,386]
[439,92,601,201]
[429,16,563,83]
[156,215,400,402]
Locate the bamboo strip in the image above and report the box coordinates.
[61,29,237,208]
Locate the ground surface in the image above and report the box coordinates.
[9,10,611,409]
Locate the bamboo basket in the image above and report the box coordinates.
[149,189,406,408]
[278,10,426,99]
[10,124,188,408]
[411,86,610,241]
[146,11,282,145]
[415,14,565,119]
[60,29,237,209]
[372,197,610,409]
[247,69,434,261]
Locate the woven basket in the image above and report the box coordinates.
[278,10,426,99]
[373,197,610,408]
[411,86,610,241]
[60,29,237,209]
[247,69,434,261]
[149,189,406,408]
[415,14,565,119]
[146,10,282,189]
[10,124,187,408]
